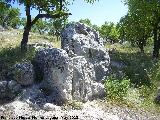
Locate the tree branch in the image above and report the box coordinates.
[31,12,71,26]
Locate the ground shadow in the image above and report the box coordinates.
[109,50,154,87]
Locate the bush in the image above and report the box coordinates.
[105,77,130,100]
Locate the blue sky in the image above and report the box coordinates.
[12,0,128,26]
[67,0,128,25]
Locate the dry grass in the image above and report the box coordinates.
[0,29,61,80]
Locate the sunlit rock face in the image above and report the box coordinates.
[61,22,110,82]
[35,48,73,102]
[34,47,106,102]
[34,22,110,102]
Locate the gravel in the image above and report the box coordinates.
[0,99,159,120]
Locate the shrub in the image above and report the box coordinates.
[105,77,130,100]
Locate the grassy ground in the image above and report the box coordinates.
[0,29,60,80]
[105,43,160,113]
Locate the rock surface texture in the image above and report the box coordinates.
[0,80,22,102]
[1,100,159,120]
[13,62,35,86]
[35,48,72,103]
[61,22,110,81]
[34,22,110,102]
[61,22,110,101]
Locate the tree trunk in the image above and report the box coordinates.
[153,27,159,59]
[139,43,144,53]
[21,24,31,52]
[20,1,69,52]
[21,3,31,52]
[56,35,60,41]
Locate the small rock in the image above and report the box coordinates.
[43,103,61,111]
[28,41,53,51]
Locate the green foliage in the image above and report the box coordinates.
[48,16,68,40]
[32,19,48,34]
[118,12,151,52]
[107,43,160,111]
[79,18,100,32]
[99,22,120,43]
[0,46,36,79]
[121,0,160,57]
[1,0,98,51]
[0,3,20,28]
[79,18,92,26]
[105,77,130,100]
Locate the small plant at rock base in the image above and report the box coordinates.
[105,77,130,100]
[64,100,83,110]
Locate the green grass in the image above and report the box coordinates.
[105,43,160,112]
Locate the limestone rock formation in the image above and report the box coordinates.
[71,56,105,101]
[0,80,22,102]
[33,22,110,102]
[61,22,110,81]
[13,62,35,86]
[35,48,73,102]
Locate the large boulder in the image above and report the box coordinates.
[13,62,35,86]
[33,22,110,103]
[61,22,110,81]
[35,48,73,102]
[35,48,105,102]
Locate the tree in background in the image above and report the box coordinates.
[118,13,151,53]
[123,0,160,58]
[48,16,68,41]
[79,18,92,26]
[99,22,120,43]
[0,2,20,29]
[1,0,97,52]
[32,19,48,35]
[79,18,100,32]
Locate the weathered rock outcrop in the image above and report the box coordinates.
[13,62,35,86]
[35,48,72,102]
[61,22,110,81]
[0,80,22,102]
[34,22,110,102]
[0,22,109,105]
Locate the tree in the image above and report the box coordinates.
[118,13,151,52]
[0,2,20,29]
[99,22,120,43]
[79,18,100,32]
[2,0,97,52]
[123,0,160,58]
[79,18,92,26]
[48,16,68,41]
[32,19,48,34]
